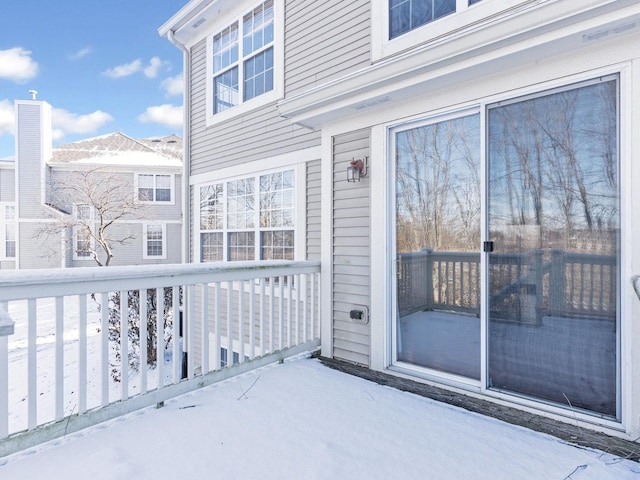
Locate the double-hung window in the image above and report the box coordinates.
[208,0,281,124]
[0,203,16,259]
[199,169,295,262]
[136,174,173,203]
[374,0,487,59]
[74,204,93,259]
[143,223,167,259]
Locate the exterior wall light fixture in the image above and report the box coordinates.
[347,156,368,182]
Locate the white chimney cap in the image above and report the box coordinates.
[28,90,38,100]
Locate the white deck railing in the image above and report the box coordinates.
[0,261,320,457]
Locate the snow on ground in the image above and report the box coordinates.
[1,355,639,480]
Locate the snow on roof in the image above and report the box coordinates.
[49,132,182,167]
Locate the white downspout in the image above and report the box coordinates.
[167,30,191,265]
[167,29,192,378]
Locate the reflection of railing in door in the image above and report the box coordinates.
[397,249,616,321]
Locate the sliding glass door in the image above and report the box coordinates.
[486,77,619,417]
[393,76,620,417]
[395,113,481,380]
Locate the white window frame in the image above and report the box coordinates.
[371,0,531,61]
[196,164,304,264]
[0,202,16,260]
[205,0,284,127]
[135,173,175,205]
[73,204,94,261]
[143,223,167,260]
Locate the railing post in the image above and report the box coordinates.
[549,249,565,315]
[423,249,434,311]
[0,303,15,439]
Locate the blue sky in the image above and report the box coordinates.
[0,0,188,159]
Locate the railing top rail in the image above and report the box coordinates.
[0,260,321,302]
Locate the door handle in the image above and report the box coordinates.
[483,241,494,253]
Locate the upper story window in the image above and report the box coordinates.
[213,0,274,114]
[206,0,282,126]
[373,0,488,59]
[389,0,456,39]
[199,168,295,263]
[1,203,16,259]
[136,174,174,204]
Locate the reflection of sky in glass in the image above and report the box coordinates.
[395,113,480,253]
[488,78,618,253]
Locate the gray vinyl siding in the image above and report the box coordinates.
[306,159,321,261]
[19,222,61,269]
[188,40,320,177]
[0,167,15,201]
[285,0,371,97]
[16,104,44,218]
[332,129,370,366]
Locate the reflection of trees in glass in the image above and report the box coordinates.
[396,114,480,253]
[488,79,618,253]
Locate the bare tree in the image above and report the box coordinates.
[38,167,145,266]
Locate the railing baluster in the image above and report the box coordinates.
[279,277,285,350]
[140,289,148,395]
[28,299,37,430]
[100,292,109,407]
[172,286,180,383]
[0,302,11,439]
[201,283,209,375]
[227,281,233,366]
[249,280,255,360]
[214,282,221,370]
[238,280,245,363]
[187,285,195,379]
[260,278,266,356]
[303,274,308,343]
[156,288,164,389]
[120,291,128,402]
[55,296,64,421]
[311,273,316,338]
[287,276,293,348]
[269,279,275,353]
[78,294,87,414]
[295,274,301,345]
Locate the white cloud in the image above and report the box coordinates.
[143,57,169,79]
[103,57,170,80]
[161,74,184,97]
[0,47,39,83]
[68,46,92,61]
[52,108,114,136]
[0,99,15,135]
[102,59,143,79]
[138,104,183,129]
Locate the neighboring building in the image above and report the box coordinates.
[0,97,182,269]
[160,0,640,441]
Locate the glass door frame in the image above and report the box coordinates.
[384,67,628,425]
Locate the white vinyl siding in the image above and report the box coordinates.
[332,130,371,366]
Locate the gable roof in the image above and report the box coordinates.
[49,132,182,167]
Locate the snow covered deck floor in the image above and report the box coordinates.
[1,355,638,480]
